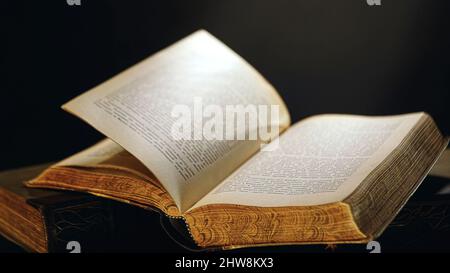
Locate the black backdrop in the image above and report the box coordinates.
[2,0,449,171]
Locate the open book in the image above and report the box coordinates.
[28,30,448,249]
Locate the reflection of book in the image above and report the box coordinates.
[0,164,114,252]
[27,30,448,249]
[368,175,450,252]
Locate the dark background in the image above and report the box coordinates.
[1,0,449,171]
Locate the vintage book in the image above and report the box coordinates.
[0,164,115,252]
[27,30,448,249]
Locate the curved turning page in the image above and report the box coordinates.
[62,30,290,212]
[193,113,423,209]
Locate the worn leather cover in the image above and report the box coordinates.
[0,164,115,252]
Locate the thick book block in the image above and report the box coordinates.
[1,163,450,252]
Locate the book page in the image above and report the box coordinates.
[56,139,158,183]
[193,113,423,209]
[429,148,450,179]
[62,30,290,212]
